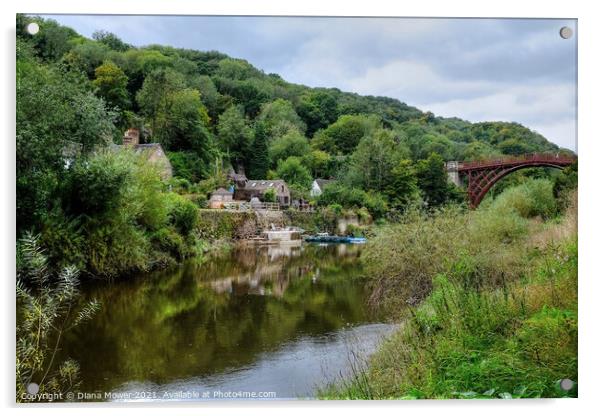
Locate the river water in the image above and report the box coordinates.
[58,242,395,401]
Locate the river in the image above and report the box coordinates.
[58,242,395,401]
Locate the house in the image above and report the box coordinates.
[235,179,291,207]
[310,179,335,197]
[209,188,234,209]
[118,128,173,179]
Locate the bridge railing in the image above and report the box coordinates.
[457,152,576,171]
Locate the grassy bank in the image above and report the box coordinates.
[321,180,577,399]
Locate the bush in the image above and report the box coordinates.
[64,151,130,216]
[166,177,192,194]
[165,193,199,235]
[490,178,557,219]
[167,151,207,183]
[317,183,388,219]
[38,210,85,271]
[263,187,277,203]
[151,227,187,260]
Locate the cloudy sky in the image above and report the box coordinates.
[42,15,577,150]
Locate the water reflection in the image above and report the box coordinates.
[59,243,390,400]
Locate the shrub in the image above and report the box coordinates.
[151,227,187,260]
[63,151,130,216]
[165,193,199,235]
[490,178,557,219]
[38,210,85,271]
[166,177,192,194]
[263,187,277,203]
[317,183,388,219]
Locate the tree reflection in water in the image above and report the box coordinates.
[58,243,381,397]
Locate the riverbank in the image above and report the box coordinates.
[320,184,577,399]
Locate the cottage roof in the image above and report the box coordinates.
[212,187,233,196]
[131,143,163,153]
[243,179,287,191]
[315,178,335,189]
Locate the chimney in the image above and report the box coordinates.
[123,128,140,146]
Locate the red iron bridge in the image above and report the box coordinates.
[446,153,576,208]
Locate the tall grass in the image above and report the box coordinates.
[16,233,101,402]
[323,180,577,399]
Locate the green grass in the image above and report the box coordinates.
[320,185,577,399]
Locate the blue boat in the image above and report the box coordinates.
[304,235,366,244]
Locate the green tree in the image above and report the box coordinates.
[268,130,311,167]
[296,91,339,137]
[216,105,254,168]
[302,149,332,178]
[248,121,270,179]
[63,40,111,78]
[17,54,116,232]
[190,75,221,121]
[92,30,131,52]
[216,58,262,80]
[93,61,130,111]
[498,138,532,155]
[20,16,80,62]
[257,98,306,139]
[163,89,214,154]
[136,68,185,136]
[416,153,457,206]
[384,159,419,208]
[312,114,381,155]
[275,157,312,188]
[347,129,408,193]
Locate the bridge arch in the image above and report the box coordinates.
[449,154,576,208]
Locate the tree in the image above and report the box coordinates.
[347,129,408,193]
[275,157,312,188]
[312,114,381,155]
[216,105,254,168]
[216,58,262,80]
[415,153,457,207]
[302,150,332,178]
[167,151,207,183]
[17,55,116,232]
[191,75,221,121]
[92,30,131,52]
[93,61,130,111]
[296,91,339,137]
[268,130,311,167]
[20,17,80,62]
[384,159,419,209]
[63,41,111,78]
[164,89,213,153]
[248,121,270,179]
[257,98,306,139]
[498,138,532,155]
[136,68,185,136]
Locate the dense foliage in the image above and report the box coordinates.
[17,15,572,231]
[321,185,578,399]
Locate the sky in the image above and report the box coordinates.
[42,15,578,151]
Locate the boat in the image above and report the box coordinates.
[304,235,366,244]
